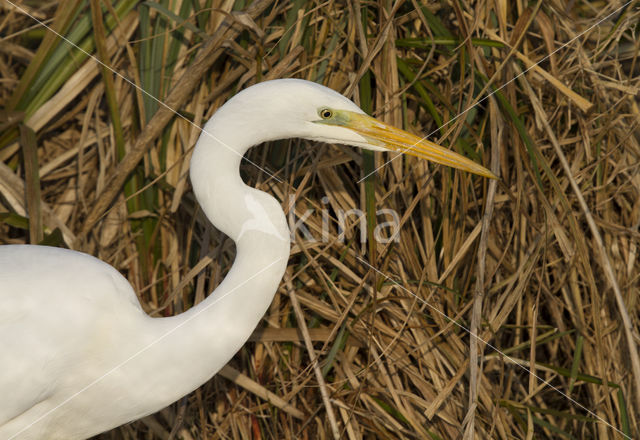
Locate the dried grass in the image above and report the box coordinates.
[1,0,639,438]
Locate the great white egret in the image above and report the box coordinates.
[0,79,495,439]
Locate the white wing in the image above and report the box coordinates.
[0,245,142,428]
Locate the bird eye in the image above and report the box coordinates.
[319,108,333,119]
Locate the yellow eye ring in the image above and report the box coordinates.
[319,108,333,119]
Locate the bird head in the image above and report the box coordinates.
[224,79,496,180]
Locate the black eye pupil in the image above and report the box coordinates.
[322,110,331,118]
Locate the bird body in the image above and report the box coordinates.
[2,246,152,439]
[0,79,494,439]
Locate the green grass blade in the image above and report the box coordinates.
[8,0,84,110]
[568,334,584,393]
[617,388,630,437]
[396,57,443,129]
[396,37,505,49]
[143,1,204,38]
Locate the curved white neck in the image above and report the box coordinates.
[140,114,290,408]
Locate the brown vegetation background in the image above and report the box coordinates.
[1,0,639,438]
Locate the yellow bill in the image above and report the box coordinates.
[320,110,497,180]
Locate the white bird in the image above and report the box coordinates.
[0,79,495,439]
